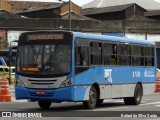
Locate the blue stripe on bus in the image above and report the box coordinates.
[15,66,156,102]
[74,66,156,85]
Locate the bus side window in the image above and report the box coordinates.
[75,46,89,66]
[118,44,131,66]
[90,42,102,65]
[145,47,154,66]
[103,43,117,65]
[132,45,144,66]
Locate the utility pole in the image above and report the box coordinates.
[69,0,71,31]
[59,0,71,31]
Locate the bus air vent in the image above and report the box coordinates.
[28,79,57,85]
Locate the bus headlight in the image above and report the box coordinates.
[60,78,72,88]
[16,79,25,87]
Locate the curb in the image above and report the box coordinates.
[11,97,28,102]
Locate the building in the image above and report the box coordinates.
[82,0,160,10]
[145,10,160,20]
[0,9,22,49]
[82,0,160,21]
[0,9,20,18]
[0,0,57,12]
[0,0,12,12]
[83,3,153,21]
[13,2,82,19]
[7,1,56,11]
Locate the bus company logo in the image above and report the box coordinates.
[104,69,112,83]
[144,70,155,78]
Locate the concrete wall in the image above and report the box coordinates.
[0,18,160,44]
[1,18,160,33]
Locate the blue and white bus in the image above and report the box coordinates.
[15,31,157,109]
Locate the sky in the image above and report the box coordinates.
[8,0,160,6]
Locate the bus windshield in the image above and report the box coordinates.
[17,45,71,75]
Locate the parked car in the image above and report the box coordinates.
[0,65,15,83]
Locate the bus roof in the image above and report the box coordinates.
[72,32,155,46]
[19,30,155,46]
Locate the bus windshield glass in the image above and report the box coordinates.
[17,45,71,75]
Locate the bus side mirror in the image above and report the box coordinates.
[9,40,18,57]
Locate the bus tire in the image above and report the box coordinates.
[83,86,97,109]
[124,84,143,105]
[38,101,52,109]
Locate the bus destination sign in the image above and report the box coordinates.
[27,34,64,41]
[22,67,39,72]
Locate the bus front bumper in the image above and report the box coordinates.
[15,86,74,102]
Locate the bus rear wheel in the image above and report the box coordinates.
[83,86,97,109]
[124,84,143,105]
[38,101,52,109]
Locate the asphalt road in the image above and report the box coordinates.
[0,93,160,120]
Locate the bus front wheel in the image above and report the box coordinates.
[124,84,143,105]
[38,101,52,109]
[83,86,97,109]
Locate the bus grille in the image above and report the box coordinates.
[28,79,57,85]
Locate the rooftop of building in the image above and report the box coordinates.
[82,0,160,11]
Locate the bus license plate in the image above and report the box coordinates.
[36,90,46,95]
